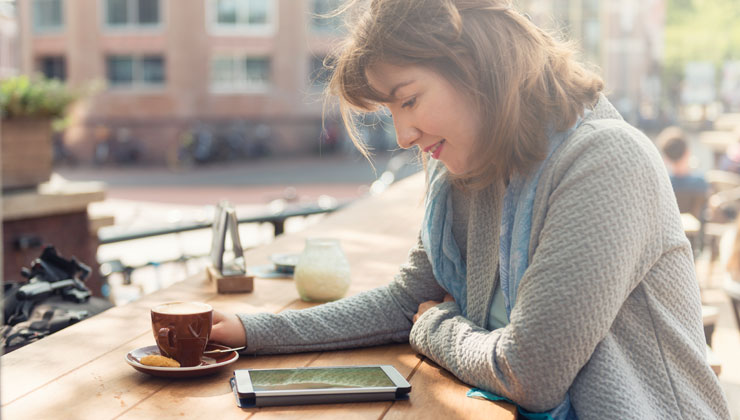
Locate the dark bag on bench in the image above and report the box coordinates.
[2,246,113,354]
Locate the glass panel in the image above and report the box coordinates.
[32,0,45,28]
[107,0,129,25]
[33,0,63,29]
[216,0,237,24]
[140,56,165,84]
[107,56,134,85]
[234,58,248,86]
[50,0,63,25]
[245,57,270,85]
[138,0,160,24]
[234,0,250,24]
[248,0,268,25]
[211,57,234,85]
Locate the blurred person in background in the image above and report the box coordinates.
[657,126,709,219]
[210,0,730,418]
[658,126,709,195]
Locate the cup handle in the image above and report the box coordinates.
[157,327,176,351]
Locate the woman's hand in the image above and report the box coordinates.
[412,294,455,323]
[209,310,247,348]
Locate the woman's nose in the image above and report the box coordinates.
[394,121,421,150]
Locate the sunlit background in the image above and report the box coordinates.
[2,1,740,416]
[2,1,738,164]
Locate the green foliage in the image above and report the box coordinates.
[0,75,78,119]
[665,0,740,70]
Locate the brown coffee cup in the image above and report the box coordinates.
[151,302,213,367]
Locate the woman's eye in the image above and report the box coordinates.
[401,97,416,109]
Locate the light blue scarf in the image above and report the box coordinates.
[420,159,468,314]
[421,115,587,420]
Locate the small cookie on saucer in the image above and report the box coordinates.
[140,354,180,368]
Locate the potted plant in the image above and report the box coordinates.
[0,75,78,190]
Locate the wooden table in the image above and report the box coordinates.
[1,173,516,420]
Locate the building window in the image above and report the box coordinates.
[211,0,274,33]
[38,55,66,80]
[105,0,160,28]
[211,55,271,92]
[33,0,64,33]
[106,55,165,88]
[311,0,342,33]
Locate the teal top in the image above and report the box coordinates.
[487,283,509,330]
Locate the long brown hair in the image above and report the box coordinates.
[327,0,604,187]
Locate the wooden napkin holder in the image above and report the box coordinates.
[208,201,254,294]
[206,265,254,293]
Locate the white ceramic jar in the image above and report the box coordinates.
[293,238,351,302]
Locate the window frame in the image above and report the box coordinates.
[32,0,64,34]
[105,54,167,91]
[206,0,276,37]
[209,54,272,94]
[37,55,67,81]
[101,0,164,32]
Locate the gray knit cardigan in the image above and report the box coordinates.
[238,96,731,420]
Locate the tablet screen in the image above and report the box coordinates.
[249,367,395,391]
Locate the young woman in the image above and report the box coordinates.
[210,0,730,418]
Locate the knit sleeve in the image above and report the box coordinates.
[239,233,448,355]
[408,123,668,412]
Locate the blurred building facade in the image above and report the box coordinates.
[14,0,343,164]
[12,0,670,164]
[520,0,666,128]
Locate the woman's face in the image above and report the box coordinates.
[366,62,481,175]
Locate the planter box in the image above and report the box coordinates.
[2,117,53,190]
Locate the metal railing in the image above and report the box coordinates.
[98,201,349,245]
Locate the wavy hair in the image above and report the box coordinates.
[327,0,604,186]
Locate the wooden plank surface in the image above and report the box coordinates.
[1,173,515,420]
[383,360,517,420]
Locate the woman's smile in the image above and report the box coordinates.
[426,139,446,159]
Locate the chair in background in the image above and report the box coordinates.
[695,172,740,261]
[701,305,722,376]
[706,170,740,194]
[702,186,740,262]
[675,189,708,220]
[724,276,740,333]
[675,190,708,258]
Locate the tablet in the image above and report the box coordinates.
[230,365,412,407]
